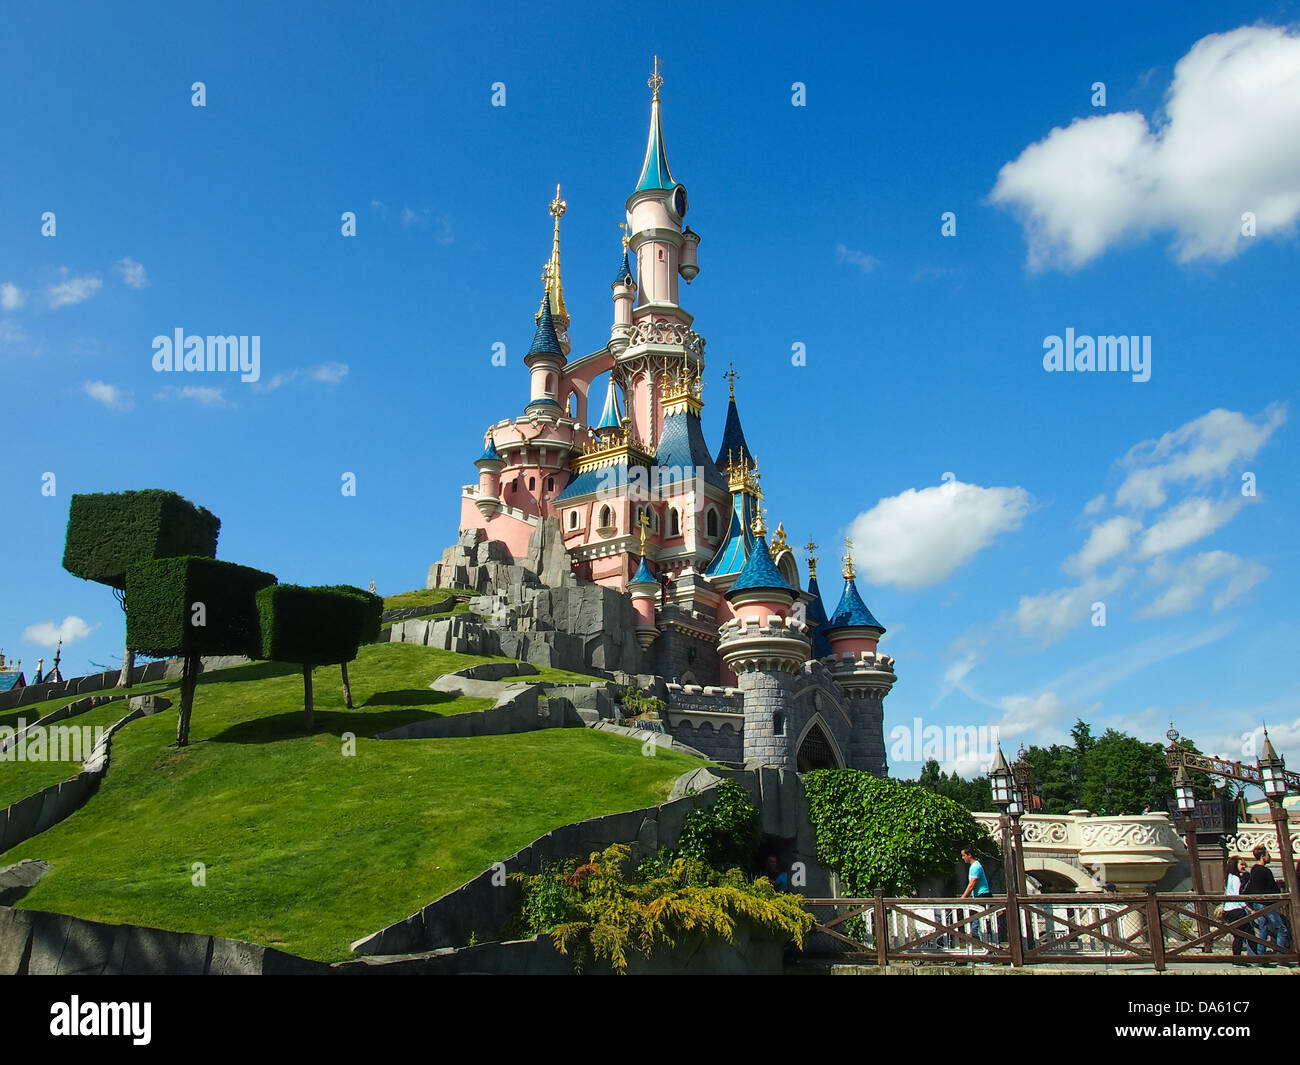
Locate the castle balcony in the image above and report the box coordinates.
[717,615,810,674]
[819,649,897,697]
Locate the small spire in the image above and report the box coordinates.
[648,55,663,100]
[805,539,819,577]
[638,509,651,555]
[368,578,376,593]
[541,185,569,331]
[751,504,768,537]
[635,57,676,194]
[724,362,737,400]
[842,537,856,581]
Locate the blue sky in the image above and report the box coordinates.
[2,1,1298,787]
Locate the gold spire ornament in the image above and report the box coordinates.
[770,521,790,555]
[842,537,856,581]
[648,55,663,99]
[724,362,738,400]
[619,221,630,250]
[805,540,819,577]
[752,504,769,538]
[537,185,569,331]
[638,510,651,554]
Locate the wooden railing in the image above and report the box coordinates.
[803,891,1297,971]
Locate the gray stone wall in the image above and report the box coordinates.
[669,719,742,762]
[651,621,720,685]
[736,669,802,768]
[846,691,888,776]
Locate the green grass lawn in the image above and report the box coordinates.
[3,641,701,961]
[0,676,176,730]
[382,587,468,611]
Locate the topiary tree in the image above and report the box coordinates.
[803,769,995,897]
[62,490,220,689]
[255,585,370,731]
[318,585,383,709]
[126,556,276,746]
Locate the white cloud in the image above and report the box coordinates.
[850,478,1032,589]
[1065,515,1142,575]
[1116,404,1285,509]
[1136,497,1243,558]
[0,320,24,344]
[23,616,100,647]
[256,362,350,392]
[834,244,880,274]
[0,282,25,309]
[1082,493,1107,516]
[154,385,232,407]
[991,25,1300,269]
[48,273,102,309]
[1138,551,1267,618]
[116,257,149,289]
[83,380,134,411]
[1012,568,1134,643]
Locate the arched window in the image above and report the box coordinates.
[705,507,719,538]
[546,476,554,492]
[598,505,613,530]
[568,510,579,530]
[668,508,680,537]
[529,476,536,492]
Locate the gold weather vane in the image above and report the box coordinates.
[648,55,663,99]
[724,362,738,400]
[638,510,650,555]
[842,537,856,581]
[619,221,630,250]
[805,540,819,577]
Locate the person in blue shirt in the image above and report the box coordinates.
[961,846,991,898]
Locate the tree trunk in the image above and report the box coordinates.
[303,664,315,732]
[341,660,353,709]
[116,644,135,688]
[176,652,201,747]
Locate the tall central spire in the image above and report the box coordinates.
[539,184,570,336]
[636,56,676,194]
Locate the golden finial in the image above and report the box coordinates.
[842,537,856,581]
[638,510,650,554]
[805,540,819,578]
[752,504,768,538]
[619,221,630,250]
[537,187,569,330]
[368,578,376,593]
[770,522,790,557]
[549,183,566,219]
[648,55,663,100]
[724,362,737,400]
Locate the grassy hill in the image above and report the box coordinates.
[2,643,701,961]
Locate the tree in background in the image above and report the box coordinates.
[916,759,992,812]
[255,585,372,731]
[125,556,276,746]
[62,490,220,689]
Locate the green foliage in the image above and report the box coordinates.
[509,843,812,974]
[319,584,384,645]
[916,759,992,812]
[125,556,276,657]
[63,490,220,589]
[804,769,993,896]
[618,686,666,718]
[672,778,761,871]
[255,585,370,666]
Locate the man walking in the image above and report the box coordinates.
[1243,844,1287,958]
[961,845,993,947]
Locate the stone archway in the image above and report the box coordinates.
[1022,856,1103,894]
[795,716,845,772]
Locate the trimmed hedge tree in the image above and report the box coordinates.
[126,556,276,746]
[63,490,220,689]
[319,585,383,708]
[255,585,372,730]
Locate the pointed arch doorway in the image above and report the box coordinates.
[795,717,844,772]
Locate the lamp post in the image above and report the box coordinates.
[990,745,1023,963]
[1173,762,1211,948]
[1009,744,1035,896]
[1259,730,1300,942]
[1148,765,1158,812]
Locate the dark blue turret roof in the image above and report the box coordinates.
[727,533,794,597]
[657,407,727,490]
[714,396,754,470]
[806,574,832,656]
[826,578,884,633]
[631,555,656,585]
[613,248,633,287]
[477,435,501,463]
[527,300,562,358]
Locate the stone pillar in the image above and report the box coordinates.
[844,690,888,776]
[736,668,799,769]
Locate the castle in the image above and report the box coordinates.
[436,62,894,775]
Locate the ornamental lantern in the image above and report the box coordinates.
[990,745,1012,809]
[1259,729,1286,800]
[1174,764,1195,814]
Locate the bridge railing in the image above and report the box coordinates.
[802,891,1297,971]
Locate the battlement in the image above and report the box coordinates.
[718,614,808,639]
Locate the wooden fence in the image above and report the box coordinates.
[803,890,1297,971]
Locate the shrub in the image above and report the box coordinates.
[124,556,276,745]
[62,489,220,689]
[672,779,762,871]
[803,769,994,897]
[510,843,812,974]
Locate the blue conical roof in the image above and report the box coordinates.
[595,374,623,431]
[806,574,832,656]
[613,248,633,286]
[728,532,794,597]
[635,96,676,194]
[528,299,562,358]
[715,396,754,470]
[631,555,656,585]
[826,577,884,632]
[478,434,501,463]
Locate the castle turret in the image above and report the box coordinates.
[610,227,635,354]
[717,507,811,768]
[472,433,504,519]
[628,518,661,650]
[524,299,566,416]
[822,538,894,775]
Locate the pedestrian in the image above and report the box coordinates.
[1243,844,1287,959]
[960,845,992,947]
[1223,856,1249,960]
